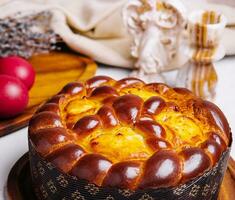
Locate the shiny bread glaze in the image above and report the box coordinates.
[29,76,231,190]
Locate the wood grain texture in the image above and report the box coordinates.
[6,154,235,200]
[218,158,235,200]
[0,52,97,137]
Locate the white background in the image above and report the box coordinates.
[0,58,235,199]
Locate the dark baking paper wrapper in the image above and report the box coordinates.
[29,141,230,200]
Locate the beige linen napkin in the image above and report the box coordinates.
[0,0,235,69]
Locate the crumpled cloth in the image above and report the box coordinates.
[0,0,235,69]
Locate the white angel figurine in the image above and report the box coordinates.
[123,0,188,83]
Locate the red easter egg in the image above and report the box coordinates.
[0,75,29,119]
[0,56,35,90]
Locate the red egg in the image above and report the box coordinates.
[0,56,35,90]
[0,75,29,119]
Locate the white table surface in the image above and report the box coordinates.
[0,58,235,200]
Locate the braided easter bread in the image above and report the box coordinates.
[28,76,231,190]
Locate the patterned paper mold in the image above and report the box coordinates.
[29,142,230,200]
[28,76,232,199]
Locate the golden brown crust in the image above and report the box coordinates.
[30,127,72,156]
[70,153,112,186]
[102,161,142,190]
[29,112,63,134]
[28,76,231,190]
[179,148,211,183]
[138,150,182,189]
[47,143,86,173]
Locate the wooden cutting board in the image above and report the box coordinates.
[0,51,97,137]
[218,158,235,200]
[6,153,235,200]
